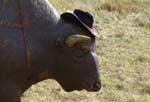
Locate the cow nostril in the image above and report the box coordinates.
[93,81,101,91]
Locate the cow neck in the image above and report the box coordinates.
[25,1,61,85]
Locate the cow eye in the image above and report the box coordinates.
[75,49,84,57]
[73,49,85,63]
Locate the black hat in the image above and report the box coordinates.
[61,9,99,37]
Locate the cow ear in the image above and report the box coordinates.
[65,35,91,47]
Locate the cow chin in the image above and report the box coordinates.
[58,80,101,92]
[62,86,83,92]
[61,82,101,92]
[59,82,83,92]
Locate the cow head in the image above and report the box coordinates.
[52,9,101,92]
[53,27,101,92]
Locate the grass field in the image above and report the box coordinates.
[22,0,150,102]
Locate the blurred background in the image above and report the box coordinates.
[22,0,150,102]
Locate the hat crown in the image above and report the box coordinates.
[74,9,94,28]
[61,9,99,37]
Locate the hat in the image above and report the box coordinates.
[61,9,99,37]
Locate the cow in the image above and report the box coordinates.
[0,0,101,102]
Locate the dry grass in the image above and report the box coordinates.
[100,2,138,13]
[22,0,150,102]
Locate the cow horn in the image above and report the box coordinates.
[65,35,91,47]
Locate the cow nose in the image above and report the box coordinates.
[93,81,101,91]
[83,78,101,92]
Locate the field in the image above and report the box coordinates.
[22,0,150,102]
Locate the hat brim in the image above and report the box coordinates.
[61,11,99,37]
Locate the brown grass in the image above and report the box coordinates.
[99,2,138,13]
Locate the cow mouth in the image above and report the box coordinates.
[82,79,101,92]
[61,80,101,92]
